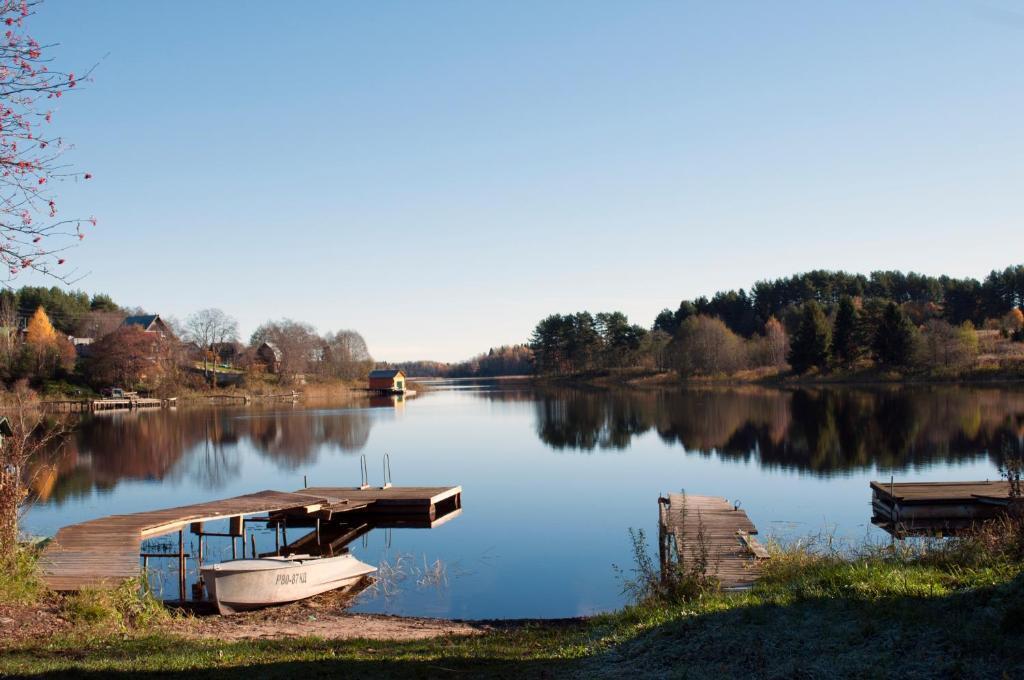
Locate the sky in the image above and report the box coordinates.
[20,1,1024,362]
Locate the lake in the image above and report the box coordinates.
[23,380,1024,619]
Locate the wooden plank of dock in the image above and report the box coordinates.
[870,480,1018,536]
[40,490,334,591]
[39,485,461,592]
[871,480,1013,505]
[659,494,767,590]
[303,486,461,510]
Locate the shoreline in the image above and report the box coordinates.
[527,367,1024,390]
[5,526,1024,677]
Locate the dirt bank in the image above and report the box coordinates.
[169,589,486,641]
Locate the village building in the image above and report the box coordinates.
[368,368,406,392]
[122,314,175,338]
[210,341,244,366]
[255,341,282,374]
[68,336,94,357]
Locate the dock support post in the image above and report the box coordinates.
[657,496,669,584]
[178,530,186,603]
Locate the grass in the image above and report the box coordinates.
[4,526,1024,677]
[0,544,44,604]
[61,577,169,630]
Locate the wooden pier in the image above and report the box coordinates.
[42,391,304,414]
[871,480,1019,537]
[39,485,461,594]
[91,397,163,411]
[658,494,768,590]
[43,397,167,413]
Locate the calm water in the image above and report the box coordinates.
[23,381,1024,619]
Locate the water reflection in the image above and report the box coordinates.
[30,397,391,505]
[29,384,1024,509]
[519,385,1024,474]
[23,381,1024,619]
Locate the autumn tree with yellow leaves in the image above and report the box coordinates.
[25,306,56,347]
[20,306,74,379]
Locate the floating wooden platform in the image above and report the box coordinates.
[658,494,767,590]
[39,485,461,592]
[871,480,1019,537]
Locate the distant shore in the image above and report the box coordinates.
[529,366,1024,390]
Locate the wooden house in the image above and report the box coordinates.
[122,314,174,338]
[211,341,244,366]
[368,368,406,393]
[255,342,282,374]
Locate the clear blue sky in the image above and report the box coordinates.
[22,1,1024,361]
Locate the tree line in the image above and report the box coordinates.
[393,345,534,378]
[653,265,1024,337]
[529,264,1024,378]
[0,286,376,393]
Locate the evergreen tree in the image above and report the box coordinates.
[652,308,677,335]
[830,296,859,364]
[788,301,831,373]
[872,302,917,366]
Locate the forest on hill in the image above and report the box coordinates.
[528,264,1024,379]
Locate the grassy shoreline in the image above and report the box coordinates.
[4,528,1024,678]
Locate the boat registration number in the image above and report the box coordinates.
[276,572,308,585]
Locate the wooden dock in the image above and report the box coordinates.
[39,485,461,593]
[91,397,163,410]
[658,494,768,590]
[42,397,168,413]
[871,480,1019,536]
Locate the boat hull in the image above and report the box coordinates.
[201,553,376,615]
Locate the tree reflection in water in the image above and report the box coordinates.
[28,396,385,505]
[523,385,1024,475]
[27,385,1024,508]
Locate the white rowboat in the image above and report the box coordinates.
[200,553,376,615]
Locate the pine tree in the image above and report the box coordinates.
[788,301,831,373]
[831,296,859,364]
[873,302,917,366]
